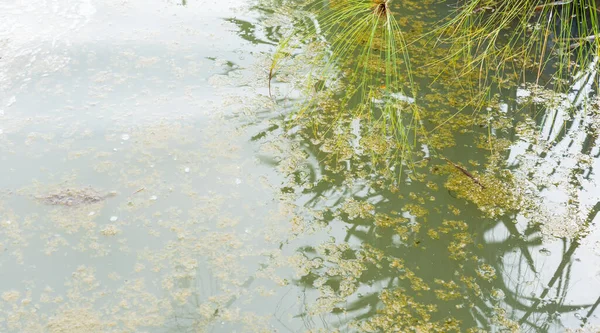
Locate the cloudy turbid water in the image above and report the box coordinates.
[1,0,600,332]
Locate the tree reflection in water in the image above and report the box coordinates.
[222,0,600,331]
[272,74,600,331]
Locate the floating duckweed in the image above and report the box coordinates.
[439,220,468,233]
[447,232,474,261]
[2,291,20,303]
[360,244,386,266]
[408,191,425,204]
[426,181,439,191]
[374,213,409,228]
[46,308,104,333]
[358,288,460,332]
[460,276,482,298]
[403,203,428,218]
[434,279,462,301]
[341,198,375,220]
[490,288,505,301]
[447,205,461,216]
[444,170,520,218]
[476,264,496,282]
[403,268,431,291]
[491,306,520,333]
[100,224,120,236]
[428,229,440,240]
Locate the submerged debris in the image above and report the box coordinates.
[35,187,117,206]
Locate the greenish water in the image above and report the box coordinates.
[1,0,600,332]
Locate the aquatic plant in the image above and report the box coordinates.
[270,0,600,157]
[269,0,424,164]
[440,0,600,92]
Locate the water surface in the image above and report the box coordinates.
[1,0,600,332]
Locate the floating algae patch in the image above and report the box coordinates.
[46,308,104,333]
[356,288,460,333]
[443,166,521,218]
[281,216,501,331]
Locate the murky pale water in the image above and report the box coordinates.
[1,0,600,332]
